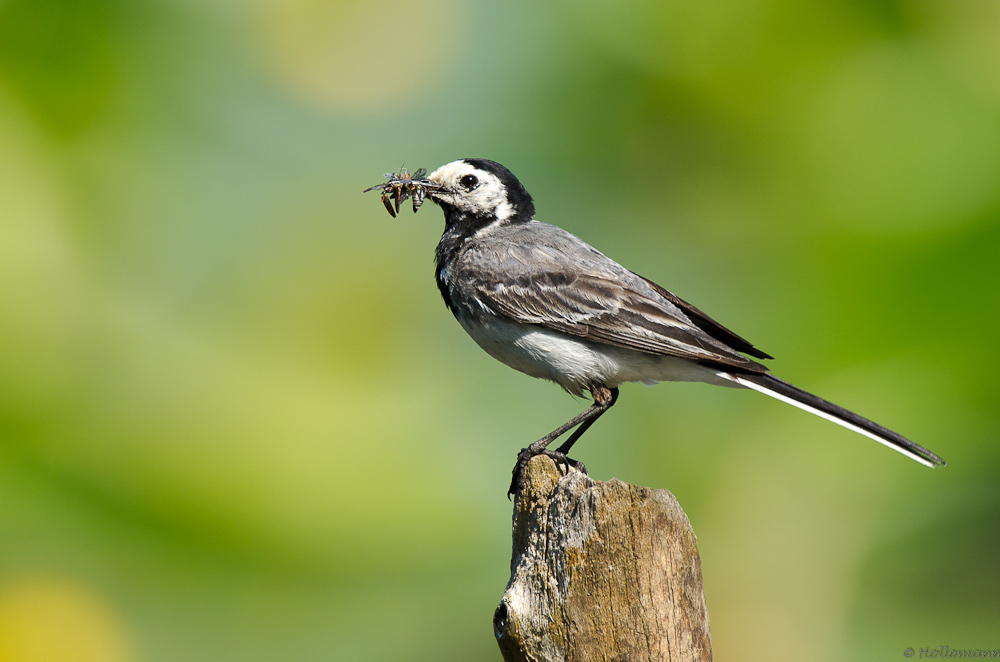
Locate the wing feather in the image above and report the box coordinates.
[474,269,768,373]
[637,275,774,360]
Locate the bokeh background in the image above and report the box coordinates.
[0,0,998,660]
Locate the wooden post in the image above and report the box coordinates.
[494,455,712,662]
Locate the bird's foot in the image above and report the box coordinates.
[507,447,588,499]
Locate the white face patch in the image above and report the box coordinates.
[428,160,514,222]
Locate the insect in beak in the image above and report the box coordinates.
[363,166,439,217]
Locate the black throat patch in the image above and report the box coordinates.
[432,208,494,315]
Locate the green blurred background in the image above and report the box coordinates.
[0,0,998,660]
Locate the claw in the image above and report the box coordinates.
[507,449,587,498]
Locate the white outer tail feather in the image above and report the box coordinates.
[724,373,938,468]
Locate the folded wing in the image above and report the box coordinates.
[473,268,769,374]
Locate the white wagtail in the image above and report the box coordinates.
[367,158,945,493]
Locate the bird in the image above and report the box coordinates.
[369,158,945,494]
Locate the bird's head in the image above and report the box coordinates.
[425,159,535,224]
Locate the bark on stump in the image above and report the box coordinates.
[494,455,712,662]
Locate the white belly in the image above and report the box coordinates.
[456,314,734,396]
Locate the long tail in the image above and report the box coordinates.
[724,371,945,467]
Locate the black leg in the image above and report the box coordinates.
[554,387,618,455]
[508,386,619,497]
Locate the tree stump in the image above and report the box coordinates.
[494,455,712,662]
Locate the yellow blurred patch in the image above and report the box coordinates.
[0,576,134,662]
[258,0,462,112]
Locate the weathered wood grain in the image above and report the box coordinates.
[494,455,712,662]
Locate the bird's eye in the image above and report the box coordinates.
[459,174,479,190]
